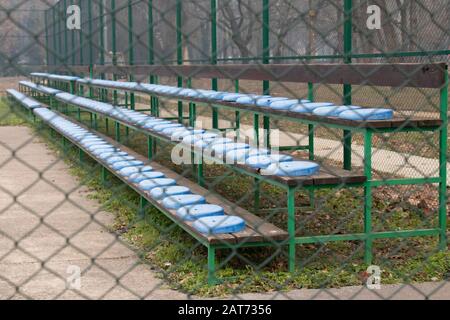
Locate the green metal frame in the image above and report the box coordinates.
[38,0,449,283]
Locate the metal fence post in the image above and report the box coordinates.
[63,0,68,67]
[58,1,63,66]
[52,6,57,65]
[148,0,158,116]
[343,0,353,170]
[111,0,118,105]
[438,71,448,251]
[211,0,219,129]
[176,0,183,123]
[45,9,49,67]
[128,0,135,110]
[262,0,270,149]
[79,0,84,66]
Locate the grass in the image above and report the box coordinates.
[5,98,450,297]
[0,97,26,126]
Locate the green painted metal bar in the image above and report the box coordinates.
[139,196,148,219]
[211,0,219,129]
[235,80,240,139]
[370,177,442,187]
[58,1,63,66]
[438,71,448,251]
[128,0,135,110]
[308,82,314,101]
[71,6,76,66]
[147,135,153,160]
[45,9,50,66]
[52,6,57,65]
[343,0,353,171]
[363,129,373,265]
[262,0,270,149]
[79,0,84,65]
[308,124,315,161]
[176,0,183,124]
[88,0,94,66]
[187,78,196,127]
[294,229,442,244]
[287,186,296,273]
[147,0,157,115]
[115,121,121,142]
[207,246,217,285]
[63,0,68,65]
[99,0,105,79]
[111,0,118,105]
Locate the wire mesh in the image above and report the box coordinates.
[0,0,449,300]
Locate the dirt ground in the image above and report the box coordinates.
[0,77,27,95]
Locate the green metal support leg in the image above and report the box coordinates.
[115,122,121,142]
[254,178,260,213]
[344,130,352,170]
[139,196,148,220]
[438,75,448,251]
[363,130,373,264]
[147,136,153,160]
[287,186,296,273]
[101,166,108,185]
[207,246,217,285]
[254,114,260,147]
[263,115,270,149]
[308,124,315,206]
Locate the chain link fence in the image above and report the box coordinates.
[0,0,449,300]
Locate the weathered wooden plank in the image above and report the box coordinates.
[93,63,448,88]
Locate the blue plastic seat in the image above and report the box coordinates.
[92,148,118,156]
[149,186,191,200]
[338,108,394,121]
[98,151,128,160]
[225,148,270,163]
[246,154,293,169]
[111,160,144,171]
[261,161,320,177]
[153,123,184,133]
[176,204,225,221]
[86,143,111,151]
[128,171,165,183]
[182,132,219,145]
[210,143,250,157]
[105,155,136,165]
[290,102,335,113]
[138,178,177,191]
[268,99,310,110]
[193,216,246,235]
[313,105,361,117]
[119,166,155,177]
[162,194,206,210]
[142,120,171,129]
[161,126,189,137]
[236,95,270,105]
[222,93,248,102]
[171,129,205,141]
[256,97,289,107]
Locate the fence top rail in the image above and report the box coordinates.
[92,63,448,89]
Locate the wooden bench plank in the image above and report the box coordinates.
[93,63,448,89]
[37,109,289,245]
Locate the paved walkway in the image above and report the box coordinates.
[0,126,448,300]
[0,126,186,299]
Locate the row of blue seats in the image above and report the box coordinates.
[7,89,43,109]
[30,73,395,121]
[12,95,247,236]
[20,81,62,96]
[50,90,321,177]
